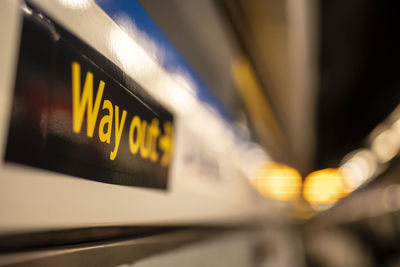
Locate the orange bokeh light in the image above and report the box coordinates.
[252,162,302,201]
[303,168,348,205]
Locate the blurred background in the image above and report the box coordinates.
[2,0,400,266]
[139,0,400,266]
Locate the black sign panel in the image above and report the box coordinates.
[5,6,174,189]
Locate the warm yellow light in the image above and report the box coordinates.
[303,169,348,205]
[252,162,302,201]
[340,149,377,191]
[371,128,400,163]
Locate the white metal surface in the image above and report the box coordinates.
[0,0,279,234]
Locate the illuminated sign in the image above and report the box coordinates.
[5,7,173,189]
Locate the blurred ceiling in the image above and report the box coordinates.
[317,0,400,169]
[141,0,400,176]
